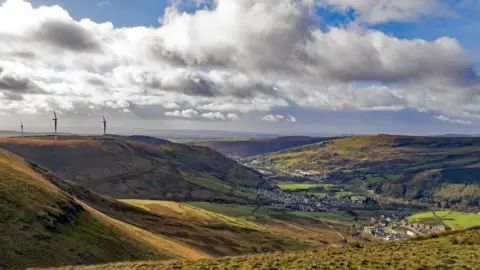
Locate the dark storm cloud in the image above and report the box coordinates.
[139,71,278,99]
[87,77,106,86]
[10,51,36,59]
[32,20,101,52]
[0,75,44,94]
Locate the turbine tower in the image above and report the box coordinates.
[53,111,58,140]
[20,121,24,139]
[102,116,107,136]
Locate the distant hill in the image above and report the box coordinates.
[261,135,480,208]
[45,226,480,269]
[195,136,338,158]
[0,136,263,203]
[0,149,178,269]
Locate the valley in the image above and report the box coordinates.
[2,134,480,269]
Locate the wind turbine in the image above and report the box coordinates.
[53,111,58,140]
[102,116,107,136]
[20,121,24,139]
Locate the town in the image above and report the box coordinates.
[363,214,448,240]
[257,187,364,212]
[240,157,328,182]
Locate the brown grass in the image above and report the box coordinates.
[41,227,480,270]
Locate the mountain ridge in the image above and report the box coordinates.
[0,136,264,203]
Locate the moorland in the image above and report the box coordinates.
[2,134,480,269]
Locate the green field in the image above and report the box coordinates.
[277,183,332,191]
[408,211,480,229]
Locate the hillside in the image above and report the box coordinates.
[261,136,480,208]
[195,136,337,158]
[44,226,480,269]
[0,136,263,203]
[0,149,179,269]
[1,147,351,269]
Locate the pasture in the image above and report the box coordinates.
[408,211,480,229]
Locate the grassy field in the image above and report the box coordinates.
[43,227,480,270]
[277,183,330,191]
[408,211,480,229]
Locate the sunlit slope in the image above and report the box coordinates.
[44,227,480,270]
[263,136,480,205]
[120,200,318,255]
[0,137,263,203]
[183,202,356,247]
[0,149,177,270]
[28,163,312,258]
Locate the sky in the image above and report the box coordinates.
[0,0,479,135]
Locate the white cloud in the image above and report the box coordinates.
[201,111,226,120]
[262,114,284,122]
[316,0,453,24]
[262,114,297,123]
[226,113,239,120]
[0,0,477,129]
[286,115,297,122]
[435,115,472,125]
[165,109,199,118]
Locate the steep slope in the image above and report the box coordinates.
[1,147,321,269]
[0,149,178,270]
[195,136,337,158]
[45,227,480,269]
[0,137,263,203]
[262,135,480,208]
[29,163,316,257]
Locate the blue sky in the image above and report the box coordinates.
[0,0,479,135]
[28,0,480,72]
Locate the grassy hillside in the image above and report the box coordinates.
[1,147,338,269]
[119,200,322,254]
[28,161,323,258]
[195,136,336,158]
[263,135,480,208]
[186,202,358,246]
[43,227,480,269]
[408,211,480,229]
[0,149,178,269]
[0,136,263,203]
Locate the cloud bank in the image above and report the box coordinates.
[0,0,478,128]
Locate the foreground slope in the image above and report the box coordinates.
[26,160,320,258]
[263,136,480,207]
[0,149,178,269]
[0,137,262,203]
[45,227,480,269]
[0,147,315,269]
[195,136,336,159]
